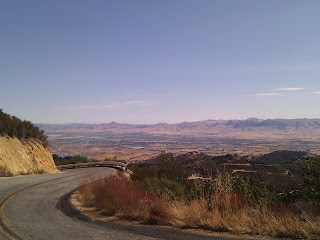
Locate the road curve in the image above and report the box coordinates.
[0,168,266,240]
[0,168,157,240]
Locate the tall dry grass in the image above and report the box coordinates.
[78,172,320,239]
[171,173,320,238]
[170,197,320,239]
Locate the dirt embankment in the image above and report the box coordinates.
[0,136,58,176]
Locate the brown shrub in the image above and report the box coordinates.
[78,173,171,223]
[78,172,320,239]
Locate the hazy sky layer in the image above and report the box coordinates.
[1,0,320,123]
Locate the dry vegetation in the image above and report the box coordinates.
[78,173,172,224]
[78,170,320,239]
[170,194,320,239]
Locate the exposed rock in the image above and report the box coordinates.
[0,136,58,176]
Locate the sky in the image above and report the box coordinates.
[1,0,320,124]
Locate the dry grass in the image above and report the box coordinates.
[78,172,171,224]
[170,200,320,239]
[171,173,320,238]
[78,173,320,239]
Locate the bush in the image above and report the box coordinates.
[304,159,320,210]
[77,169,320,238]
[52,154,89,165]
[141,177,186,201]
[77,153,320,239]
[78,173,172,224]
[130,164,155,181]
[157,152,188,183]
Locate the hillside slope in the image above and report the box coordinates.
[0,136,58,176]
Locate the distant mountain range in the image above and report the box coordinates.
[37,118,320,140]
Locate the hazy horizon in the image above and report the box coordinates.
[35,117,320,125]
[2,1,320,124]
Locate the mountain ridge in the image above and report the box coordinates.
[36,117,320,126]
[37,118,320,140]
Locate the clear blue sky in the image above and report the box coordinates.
[1,0,320,123]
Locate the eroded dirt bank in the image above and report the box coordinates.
[0,136,58,176]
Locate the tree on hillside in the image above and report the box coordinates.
[158,152,187,183]
[0,109,49,147]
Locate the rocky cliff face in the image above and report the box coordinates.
[0,136,58,176]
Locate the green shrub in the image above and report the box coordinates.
[157,152,188,183]
[0,109,49,147]
[304,159,320,210]
[52,154,89,165]
[141,177,186,201]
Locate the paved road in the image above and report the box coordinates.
[0,168,266,240]
[0,168,157,240]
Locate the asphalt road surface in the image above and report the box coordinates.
[0,168,267,240]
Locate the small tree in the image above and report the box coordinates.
[157,152,187,183]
